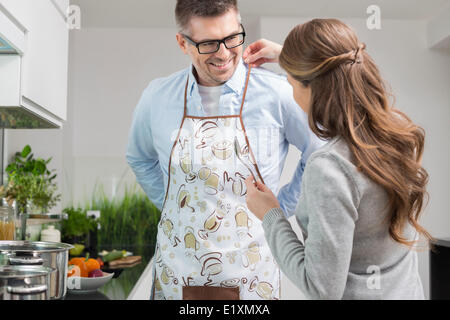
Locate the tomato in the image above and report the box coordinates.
[96,258,104,268]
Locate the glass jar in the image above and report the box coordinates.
[0,206,15,240]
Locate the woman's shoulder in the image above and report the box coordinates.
[306,137,364,201]
[307,137,355,170]
[306,137,384,203]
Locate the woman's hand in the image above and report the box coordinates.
[243,39,283,67]
[244,176,280,221]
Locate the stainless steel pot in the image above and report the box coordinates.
[0,241,73,299]
[0,265,55,300]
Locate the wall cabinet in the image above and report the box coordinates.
[0,0,69,127]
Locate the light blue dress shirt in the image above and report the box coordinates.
[126,59,325,218]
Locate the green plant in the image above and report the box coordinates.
[5,145,60,213]
[61,207,97,238]
[84,184,160,249]
[29,178,61,212]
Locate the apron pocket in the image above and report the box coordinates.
[182,286,239,300]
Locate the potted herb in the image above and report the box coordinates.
[61,207,98,256]
[4,145,61,214]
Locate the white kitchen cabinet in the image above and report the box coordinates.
[0,55,21,106]
[0,0,68,126]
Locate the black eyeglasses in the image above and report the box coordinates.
[182,24,246,54]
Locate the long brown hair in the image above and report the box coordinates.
[279,19,432,248]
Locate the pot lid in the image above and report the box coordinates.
[0,240,73,253]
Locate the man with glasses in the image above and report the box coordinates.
[126,0,324,300]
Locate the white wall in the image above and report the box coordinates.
[66,27,191,205]
[262,17,450,300]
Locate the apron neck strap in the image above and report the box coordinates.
[183,65,252,117]
[239,65,252,117]
[183,75,189,118]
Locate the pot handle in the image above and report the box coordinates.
[7,284,47,295]
[8,255,44,265]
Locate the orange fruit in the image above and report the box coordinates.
[85,258,101,273]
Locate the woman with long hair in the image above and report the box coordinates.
[242,19,432,299]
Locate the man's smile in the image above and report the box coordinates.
[208,58,234,71]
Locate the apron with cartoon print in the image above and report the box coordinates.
[152,66,280,300]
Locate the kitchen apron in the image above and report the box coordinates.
[151,66,280,300]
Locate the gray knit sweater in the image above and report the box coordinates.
[263,137,425,300]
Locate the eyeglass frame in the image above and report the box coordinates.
[181,24,246,54]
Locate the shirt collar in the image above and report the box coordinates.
[187,58,247,97]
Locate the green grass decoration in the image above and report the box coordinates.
[86,183,161,251]
[63,183,161,256]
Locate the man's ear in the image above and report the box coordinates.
[176,33,189,54]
